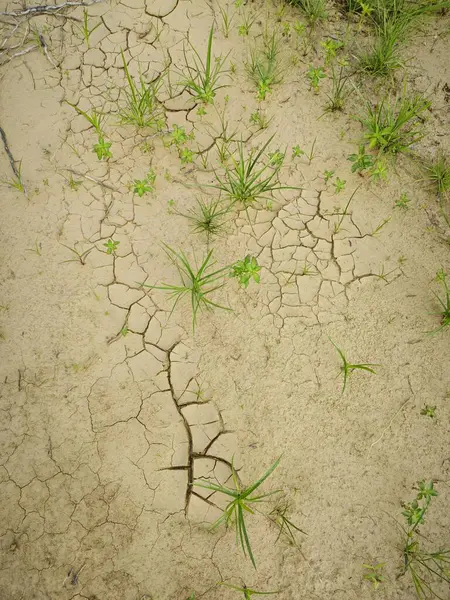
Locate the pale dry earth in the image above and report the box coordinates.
[0,1,449,599]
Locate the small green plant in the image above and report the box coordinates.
[218,4,235,38]
[323,63,352,113]
[246,31,284,100]
[334,177,346,193]
[141,246,231,331]
[93,136,112,160]
[66,102,105,135]
[230,255,261,288]
[212,136,300,206]
[269,150,285,168]
[179,147,195,164]
[175,197,230,242]
[289,0,328,26]
[103,239,120,255]
[395,192,411,210]
[168,124,194,147]
[60,243,94,265]
[249,108,272,130]
[320,38,343,65]
[181,27,229,104]
[238,10,256,36]
[347,145,374,173]
[324,169,335,182]
[422,153,450,196]
[221,583,279,599]
[269,503,306,545]
[292,145,305,159]
[360,93,430,155]
[420,404,436,418]
[363,563,386,590]
[132,169,156,196]
[401,480,450,599]
[76,8,101,48]
[119,50,165,129]
[307,65,326,92]
[26,239,42,256]
[329,338,379,393]
[193,457,281,567]
[429,268,450,333]
[370,160,388,181]
[1,160,26,194]
[67,174,82,190]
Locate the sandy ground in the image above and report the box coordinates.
[0,1,449,599]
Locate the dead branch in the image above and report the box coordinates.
[0,0,106,18]
[0,125,20,178]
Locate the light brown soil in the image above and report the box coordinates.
[0,1,449,599]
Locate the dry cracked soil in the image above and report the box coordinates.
[0,0,449,599]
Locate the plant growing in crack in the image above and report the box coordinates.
[329,337,379,393]
[211,135,301,206]
[93,135,112,160]
[230,255,261,288]
[118,50,165,129]
[103,239,120,255]
[76,8,101,48]
[140,245,231,332]
[180,26,229,104]
[193,456,281,567]
[174,197,231,243]
[60,243,94,265]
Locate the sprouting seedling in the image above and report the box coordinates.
[237,10,256,36]
[307,65,326,92]
[400,480,450,598]
[103,239,120,255]
[329,337,379,393]
[362,563,386,590]
[320,38,343,65]
[218,4,235,38]
[428,268,450,333]
[394,192,410,210]
[167,124,194,147]
[371,216,391,236]
[26,239,42,256]
[324,169,335,182]
[268,150,285,168]
[268,503,306,545]
[323,63,352,113]
[77,8,101,48]
[369,160,388,181]
[220,583,279,599]
[333,186,359,234]
[179,147,195,164]
[292,145,305,159]
[334,177,346,193]
[181,26,229,104]
[93,136,112,160]
[175,197,231,243]
[140,245,231,332]
[1,160,26,194]
[420,404,436,418]
[211,135,301,206]
[193,457,281,567]
[60,243,94,265]
[132,169,156,196]
[249,108,272,130]
[119,50,165,129]
[230,255,261,288]
[66,174,82,190]
[347,145,374,173]
[66,101,105,135]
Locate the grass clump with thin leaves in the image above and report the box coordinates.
[246,31,284,100]
[288,0,328,26]
[193,457,281,567]
[400,480,450,599]
[141,245,230,331]
[175,197,231,243]
[428,268,450,334]
[360,92,430,155]
[119,50,165,129]
[181,26,229,104]
[329,338,379,393]
[212,135,301,206]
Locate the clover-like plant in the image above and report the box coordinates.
[230,255,261,288]
[193,457,281,567]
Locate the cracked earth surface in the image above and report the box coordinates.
[0,1,449,599]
